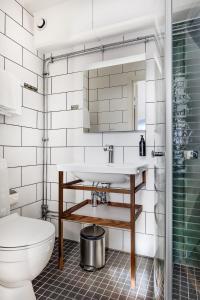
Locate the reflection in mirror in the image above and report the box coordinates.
[83,59,146,132]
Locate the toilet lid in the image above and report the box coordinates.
[0,213,55,248]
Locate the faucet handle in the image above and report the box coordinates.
[104,145,113,151]
[103,145,114,163]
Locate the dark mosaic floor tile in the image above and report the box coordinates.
[101,296,109,300]
[173,264,200,300]
[33,239,154,300]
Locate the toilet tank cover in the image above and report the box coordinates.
[0,213,55,248]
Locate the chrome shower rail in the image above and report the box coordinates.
[44,34,155,63]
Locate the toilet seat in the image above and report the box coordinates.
[0,213,55,250]
[0,235,54,252]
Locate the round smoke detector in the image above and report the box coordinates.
[36,18,47,30]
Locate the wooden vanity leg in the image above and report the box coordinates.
[58,171,64,270]
[130,175,136,288]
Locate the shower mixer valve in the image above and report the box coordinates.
[184,150,198,160]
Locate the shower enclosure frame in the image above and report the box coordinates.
[165,0,173,299]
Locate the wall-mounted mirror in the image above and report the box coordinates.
[83,55,146,132]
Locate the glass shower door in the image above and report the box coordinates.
[172,2,200,297]
[152,61,166,300]
[173,16,200,269]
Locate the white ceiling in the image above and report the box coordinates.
[19,0,200,18]
[17,0,66,13]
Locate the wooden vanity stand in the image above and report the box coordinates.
[58,170,146,288]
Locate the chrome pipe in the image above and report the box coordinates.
[44,34,155,63]
[42,58,52,220]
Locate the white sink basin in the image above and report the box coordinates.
[57,163,148,184]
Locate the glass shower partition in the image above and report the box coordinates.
[151,2,166,299]
[172,2,200,298]
[173,18,200,267]
[153,54,166,300]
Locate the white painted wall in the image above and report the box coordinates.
[0,0,44,218]
[33,0,164,51]
[33,0,200,51]
[17,0,65,13]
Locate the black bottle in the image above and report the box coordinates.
[139,135,146,156]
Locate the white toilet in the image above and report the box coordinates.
[0,159,55,300]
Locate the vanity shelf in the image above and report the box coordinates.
[62,199,143,229]
[58,170,146,288]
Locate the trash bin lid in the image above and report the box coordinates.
[80,225,105,240]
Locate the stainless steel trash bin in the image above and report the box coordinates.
[80,225,105,271]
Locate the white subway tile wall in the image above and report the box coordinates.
[0,1,43,218]
[0,0,165,257]
[23,9,34,34]
[47,39,165,257]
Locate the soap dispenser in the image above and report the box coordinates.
[139,135,146,156]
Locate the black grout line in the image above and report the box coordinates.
[14,1,33,18]
[20,166,22,186]
[37,74,39,90]
[1,41,42,77]
[1,18,42,61]
[33,239,154,300]
[21,6,23,27]
[173,264,200,300]
[0,8,21,28]
[4,12,6,35]
[5,10,34,37]
[3,56,42,87]
[8,164,44,169]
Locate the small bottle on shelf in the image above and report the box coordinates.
[139,135,146,157]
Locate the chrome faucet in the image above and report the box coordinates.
[104,145,114,163]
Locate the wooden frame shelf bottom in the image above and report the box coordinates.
[58,170,146,288]
[61,199,142,230]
